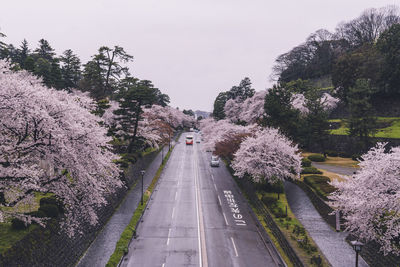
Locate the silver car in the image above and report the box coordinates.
[210,155,220,167]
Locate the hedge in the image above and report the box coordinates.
[301,167,323,175]
[307,154,326,162]
[301,158,312,167]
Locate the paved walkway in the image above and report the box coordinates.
[285,181,368,267]
[76,146,168,267]
[312,162,357,176]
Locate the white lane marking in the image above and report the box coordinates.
[162,264,165,267]
[174,191,178,201]
[213,183,217,191]
[166,228,171,245]
[211,174,214,181]
[194,144,208,267]
[231,237,239,257]
[171,207,175,219]
[223,212,229,226]
[217,195,222,206]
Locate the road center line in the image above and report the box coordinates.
[231,237,239,257]
[166,228,171,245]
[213,183,217,191]
[217,195,222,206]
[194,145,208,267]
[223,212,229,226]
[171,207,175,218]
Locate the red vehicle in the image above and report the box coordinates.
[186,135,194,145]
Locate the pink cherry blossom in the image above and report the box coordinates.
[330,143,400,255]
[223,90,267,124]
[231,128,301,183]
[0,60,122,236]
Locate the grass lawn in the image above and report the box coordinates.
[258,192,330,267]
[0,191,53,255]
[302,152,359,168]
[0,223,38,254]
[329,117,400,139]
[303,176,336,200]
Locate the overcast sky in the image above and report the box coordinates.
[1,0,398,111]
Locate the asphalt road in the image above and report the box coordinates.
[122,133,283,267]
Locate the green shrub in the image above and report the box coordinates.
[40,196,64,213]
[26,210,46,218]
[258,180,284,193]
[261,196,277,207]
[39,204,59,218]
[301,167,323,174]
[311,255,323,267]
[301,158,312,167]
[325,150,338,157]
[304,175,337,199]
[292,225,306,236]
[304,175,330,184]
[307,154,326,162]
[11,218,27,230]
[271,206,286,218]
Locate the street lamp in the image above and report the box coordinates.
[351,240,364,267]
[161,146,164,166]
[140,170,145,205]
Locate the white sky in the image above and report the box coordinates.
[1,0,398,111]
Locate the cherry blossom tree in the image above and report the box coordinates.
[231,128,301,183]
[0,61,122,236]
[330,143,400,255]
[291,93,309,114]
[224,98,242,123]
[200,118,257,152]
[141,105,194,147]
[104,103,194,150]
[320,92,340,110]
[291,92,340,114]
[240,90,267,124]
[223,90,267,124]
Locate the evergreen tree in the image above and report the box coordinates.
[376,24,400,95]
[24,56,35,72]
[60,49,81,89]
[114,78,158,153]
[0,30,6,59]
[212,91,228,120]
[49,59,63,89]
[346,79,378,151]
[80,46,133,99]
[18,39,30,68]
[302,90,330,150]
[34,39,55,61]
[227,77,255,101]
[34,57,52,85]
[264,84,301,142]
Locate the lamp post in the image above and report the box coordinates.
[351,240,364,267]
[140,170,145,205]
[161,146,164,166]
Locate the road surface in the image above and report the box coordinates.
[121,133,283,267]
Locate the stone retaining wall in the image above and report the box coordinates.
[308,134,400,155]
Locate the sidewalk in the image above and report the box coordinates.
[284,181,368,267]
[312,162,357,176]
[76,146,167,267]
